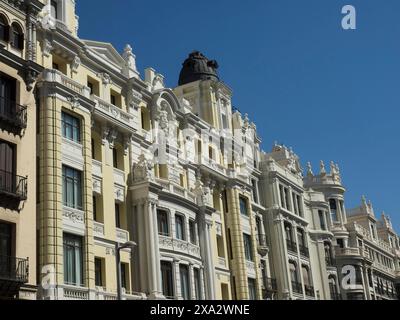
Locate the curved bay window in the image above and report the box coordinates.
[175,214,185,240]
[179,264,190,300]
[10,23,23,50]
[329,199,338,222]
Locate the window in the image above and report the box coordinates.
[289,261,298,283]
[51,0,59,19]
[93,196,97,221]
[302,265,311,286]
[239,196,248,216]
[0,15,9,42]
[179,264,190,300]
[62,112,81,143]
[10,23,23,50]
[62,166,82,209]
[284,222,293,242]
[318,210,326,230]
[0,222,12,258]
[329,199,338,222]
[157,210,169,236]
[194,268,202,299]
[161,261,174,298]
[115,203,121,229]
[297,228,305,247]
[112,148,118,168]
[175,214,185,240]
[189,220,197,245]
[251,180,258,203]
[87,82,94,95]
[0,74,16,119]
[0,140,15,176]
[63,233,83,286]
[284,188,291,211]
[95,258,103,287]
[248,278,257,300]
[243,233,253,261]
[110,94,116,106]
[296,195,302,216]
[121,263,128,290]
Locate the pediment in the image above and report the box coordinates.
[83,40,125,68]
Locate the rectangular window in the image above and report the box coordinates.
[0,222,12,257]
[189,220,197,245]
[91,139,95,159]
[239,196,248,216]
[157,210,169,236]
[93,196,97,221]
[175,214,185,240]
[62,165,82,209]
[51,0,58,19]
[194,268,202,300]
[121,263,128,290]
[243,233,253,261]
[61,112,81,143]
[329,199,338,222]
[63,233,83,286]
[284,188,291,211]
[115,203,121,229]
[179,264,190,300]
[87,81,94,95]
[251,180,258,203]
[95,257,103,287]
[112,148,118,168]
[0,75,16,120]
[161,261,174,298]
[318,210,326,230]
[110,93,116,106]
[248,278,257,300]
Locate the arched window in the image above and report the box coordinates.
[10,23,23,50]
[289,261,298,283]
[301,265,311,286]
[0,15,9,42]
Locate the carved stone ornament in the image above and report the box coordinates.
[67,95,80,109]
[132,153,154,182]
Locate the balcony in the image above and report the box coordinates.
[304,284,315,297]
[291,280,303,295]
[286,239,297,254]
[40,69,91,98]
[92,95,135,130]
[0,169,27,210]
[298,244,310,258]
[116,228,129,243]
[0,255,29,298]
[0,97,27,135]
[158,235,201,257]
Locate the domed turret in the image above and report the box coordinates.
[178,51,219,86]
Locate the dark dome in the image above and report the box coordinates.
[178,51,219,86]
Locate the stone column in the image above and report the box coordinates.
[147,199,163,299]
[173,258,182,300]
[198,209,216,299]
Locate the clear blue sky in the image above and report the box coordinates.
[77,0,400,232]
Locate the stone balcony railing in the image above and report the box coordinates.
[62,285,89,300]
[218,256,226,267]
[159,235,201,257]
[335,247,361,257]
[40,69,91,98]
[155,178,196,203]
[372,261,395,276]
[200,156,226,176]
[353,223,393,253]
[116,228,129,243]
[93,221,105,238]
[92,95,135,130]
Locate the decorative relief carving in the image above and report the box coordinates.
[132,153,154,182]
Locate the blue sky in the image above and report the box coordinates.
[77,0,400,232]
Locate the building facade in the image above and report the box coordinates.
[0,0,44,300]
[0,0,399,300]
